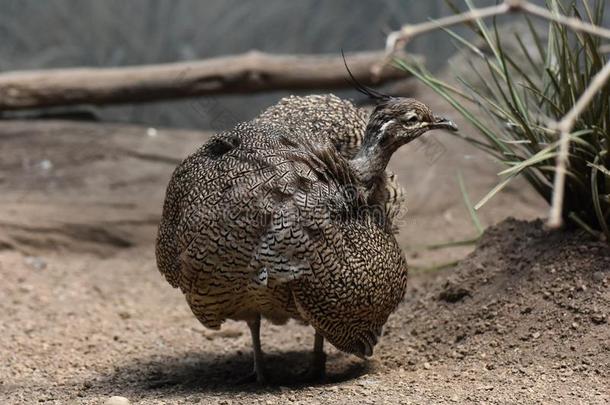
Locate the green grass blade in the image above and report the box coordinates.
[457,171,483,235]
[474,175,516,210]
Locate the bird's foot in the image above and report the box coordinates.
[236,370,268,385]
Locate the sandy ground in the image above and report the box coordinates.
[0,90,607,404]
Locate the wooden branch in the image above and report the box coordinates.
[385,0,610,53]
[0,50,420,111]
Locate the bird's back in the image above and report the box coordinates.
[255,94,367,159]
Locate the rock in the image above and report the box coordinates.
[24,256,46,270]
[38,159,53,171]
[591,313,606,324]
[439,282,471,303]
[592,271,605,283]
[104,396,131,405]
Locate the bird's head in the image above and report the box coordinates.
[343,51,458,185]
[345,94,458,188]
[363,97,458,151]
[341,51,457,154]
[352,96,458,184]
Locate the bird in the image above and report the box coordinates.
[155,88,457,383]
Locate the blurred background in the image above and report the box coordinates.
[0,0,501,128]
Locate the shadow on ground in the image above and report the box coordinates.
[91,350,370,396]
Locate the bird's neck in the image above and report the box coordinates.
[350,123,398,189]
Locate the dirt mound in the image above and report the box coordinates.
[384,218,609,379]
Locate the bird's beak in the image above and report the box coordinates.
[428,115,458,131]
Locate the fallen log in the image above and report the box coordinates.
[0,50,420,111]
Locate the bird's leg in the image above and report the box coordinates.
[241,314,268,384]
[307,331,326,381]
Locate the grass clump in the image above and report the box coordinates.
[399,0,609,240]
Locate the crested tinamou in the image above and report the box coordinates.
[156,87,457,383]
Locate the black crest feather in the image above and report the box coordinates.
[341,49,391,102]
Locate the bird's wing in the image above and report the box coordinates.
[168,122,358,292]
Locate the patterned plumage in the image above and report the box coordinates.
[156,94,457,383]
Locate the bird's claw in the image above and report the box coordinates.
[236,370,268,385]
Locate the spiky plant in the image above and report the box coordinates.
[399,0,609,240]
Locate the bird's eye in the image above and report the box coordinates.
[404,114,419,123]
